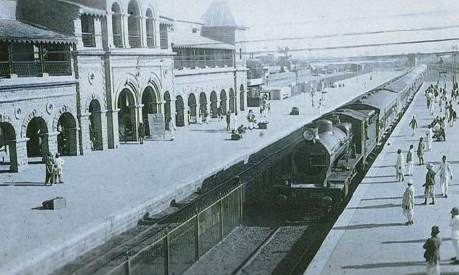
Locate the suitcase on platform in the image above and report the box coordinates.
[42,197,66,210]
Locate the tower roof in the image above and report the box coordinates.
[201,0,244,28]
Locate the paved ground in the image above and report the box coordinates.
[306,81,459,275]
[0,71,401,274]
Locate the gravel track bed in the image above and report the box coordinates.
[184,226,274,275]
[239,225,308,275]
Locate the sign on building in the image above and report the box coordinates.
[148,113,166,140]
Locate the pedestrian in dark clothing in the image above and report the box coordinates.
[138,122,145,144]
[423,163,436,205]
[417,137,425,165]
[409,115,418,136]
[45,153,55,186]
[423,226,441,275]
[217,107,222,121]
[226,111,231,131]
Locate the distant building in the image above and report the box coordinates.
[167,0,248,125]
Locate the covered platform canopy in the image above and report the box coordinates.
[0,19,75,44]
[171,32,235,50]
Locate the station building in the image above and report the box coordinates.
[0,0,78,172]
[16,0,175,151]
[0,0,248,172]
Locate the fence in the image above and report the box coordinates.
[107,184,244,275]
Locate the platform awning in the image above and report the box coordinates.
[172,33,234,50]
[0,19,75,44]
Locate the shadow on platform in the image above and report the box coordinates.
[382,238,451,245]
[365,175,394,179]
[360,180,398,185]
[333,222,405,230]
[348,203,399,210]
[0,182,45,187]
[342,260,425,270]
[362,195,424,201]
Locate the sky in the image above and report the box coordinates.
[159,0,459,58]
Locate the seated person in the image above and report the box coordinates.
[231,130,242,140]
[433,126,446,141]
[237,124,247,134]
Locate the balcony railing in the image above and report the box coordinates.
[44,61,72,76]
[113,33,123,48]
[0,61,9,78]
[82,32,96,47]
[128,33,141,48]
[12,61,42,77]
[174,55,234,70]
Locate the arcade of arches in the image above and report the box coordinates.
[141,87,161,136]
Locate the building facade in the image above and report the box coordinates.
[0,0,78,172]
[17,0,175,151]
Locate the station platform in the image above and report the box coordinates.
[306,81,459,275]
[0,71,401,275]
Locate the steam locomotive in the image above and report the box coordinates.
[278,65,427,208]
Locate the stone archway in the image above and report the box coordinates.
[220,90,227,113]
[89,99,103,151]
[175,95,185,127]
[142,86,160,137]
[118,88,137,142]
[229,88,235,113]
[188,93,197,123]
[210,91,218,118]
[26,117,48,159]
[57,112,78,156]
[0,122,18,172]
[199,92,207,117]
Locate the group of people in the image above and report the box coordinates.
[395,80,459,274]
[44,152,64,186]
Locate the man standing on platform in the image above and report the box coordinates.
[406,145,414,176]
[409,115,418,136]
[426,126,433,151]
[417,137,425,165]
[402,179,414,225]
[423,226,441,275]
[437,155,453,198]
[226,111,231,132]
[395,149,405,182]
[138,122,145,144]
[423,164,436,205]
[450,207,459,265]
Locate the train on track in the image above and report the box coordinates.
[276,65,427,209]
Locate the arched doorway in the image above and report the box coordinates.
[210,91,218,118]
[0,122,18,172]
[240,85,245,111]
[89,99,103,151]
[188,94,197,124]
[220,90,227,114]
[57,112,78,156]
[199,92,207,117]
[142,87,160,136]
[118,89,136,142]
[229,88,235,113]
[26,117,48,159]
[175,95,185,127]
[164,91,171,130]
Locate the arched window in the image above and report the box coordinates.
[146,9,156,48]
[111,3,123,48]
[127,0,141,48]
